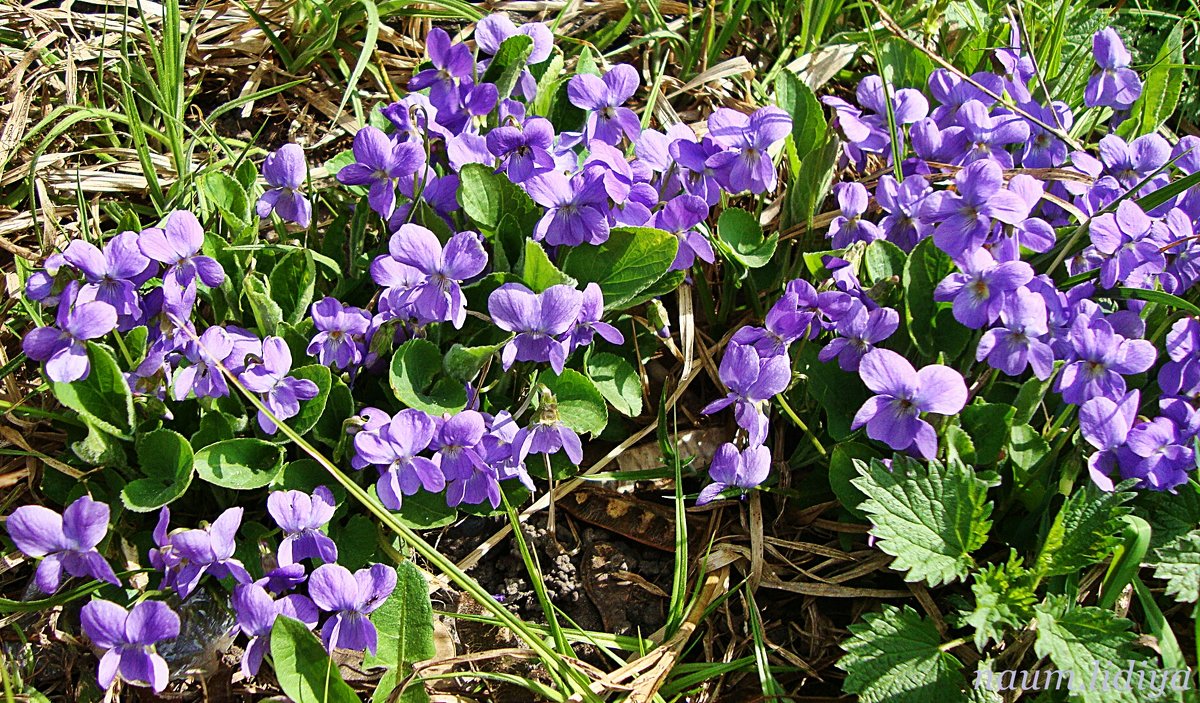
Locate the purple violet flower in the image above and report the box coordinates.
[23,287,118,383]
[268,486,338,566]
[257,144,311,228]
[307,297,371,370]
[1079,390,1140,492]
[81,599,180,693]
[173,326,233,401]
[336,126,424,219]
[696,443,771,505]
[488,283,581,373]
[920,159,1031,260]
[62,231,154,325]
[818,299,899,372]
[705,106,792,194]
[851,348,968,459]
[171,507,252,599]
[934,248,1034,329]
[408,28,473,106]
[975,288,1055,380]
[567,64,641,145]
[353,409,444,510]
[828,182,882,248]
[524,170,611,246]
[239,337,321,434]
[232,583,318,677]
[701,343,791,445]
[652,194,714,271]
[486,117,556,183]
[1085,28,1142,109]
[386,225,487,329]
[5,495,120,594]
[308,563,396,655]
[138,210,225,291]
[567,282,624,352]
[876,175,931,251]
[1056,315,1156,405]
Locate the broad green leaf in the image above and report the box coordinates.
[121,429,194,512]
[243,272,283,337]
[479,34,533,101]
[961,403,1015,465]
[540,369,607,438]
[1033,596,1151,703]
[793,343,870,440]
[1153,530,1200,603]
[879,37,934,89]
[312,375,353,447]
[457,164,539,271]
[270,616,360,703]
[965,556,1037,648]
[828,442,879,521]
[585,352,643,417]
[838,604,965,703]
[852,456,994,586]
[774,70,825,157]
[365,561,436,703]
[390,339,468,415]
[522,240,576,292]
[1012,371,1056,426]
[1036,485,1134,577]
[51,342,135,439]
[191,411,235,449]
[1119,22,1183,139]
[336,515,379,571]
[387,488,457,530]
[194,438,285,489]
[71,419,128,467]
[903,237,971,358]
[863,239,907,285]
[717,208,778,269]
[944,424,976,466]
[200,171,250,231]
[273,365,331,438]
[560,226,678,311]
[1006,423,1049,471]
[784,129,838,229]
[269,248,317,325]
[443,342,504,385]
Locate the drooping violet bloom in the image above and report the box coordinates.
[232,583,318,677]
[268,487,338,566]
[651,194,714,271]
[567,64,641,145]
[513,409,584,466]
[147,508,181,588]
[875,175,931,251]
[336,126,424,218]
[486,116,556,182]
[927,69,1004,128]
[851,348,968,459]
[1098,134,1171,192]
[138,210,225,291]
[307,298,371,370]
[828,182,882,248]
[1087,200,1168,290]
[174,326,233,401]
[256,563,308,595]
[308,563,397,655]
[435,412,498,509]
[975,288,1055,380]
[25,252,68,306]
[381,94,447,144]
[489,283,581,373]
[408,28,473,106]
[1020,101,1072,168]
[1056,316,1157,405]
[1079,391,1140,491]
[941,100,1030,168]
[1085,28,1142,109]
[731,290,818,357]
[62,232,154,325]
[818,299,899,372]
[567,282,624,353]
[705,106,792,194]
[354,409,444,510]
[934,248,1034,329]
[696,443,771,505]
[671,137,725,206]
[257,144,311,228]
[81,599,179,693]
[701,343,791,445]
[524,170,611,246]
[1162,208,1200,293]
[995,40,1036,103]
[23,286,118,383]
[1123,416,1195,491]
[5,495,120,594]
[171,507,252,599]
[920,159,1031,260]
[481,410,534,491]
[386,225,487,329]
[238,337,320,434]
[434,77,499,135]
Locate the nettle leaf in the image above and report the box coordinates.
[1136,481,1200,550]
[269,248,317,325]
[541,368,607,437]
[965,555,1037,649]
[480,34,533,101]
[390,339,468,415]
[838,604,965,703]
[1153,530,1200,603]
[1033,596,1151,703]
[121,429,194,512]
[364,561,436,703]
[1036,485,1134,578]
[51,342,135,440]
[194,438,285,489]
[586,352,643,418]
[903,237,972,359]
[522,239,576,292]
[270,616,359,703]
[717,208,778,270]
[560,226,678,311]
[961,402,1015,465]
[852,455,995,586]
[443,342,505,385]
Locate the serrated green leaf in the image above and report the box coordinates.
[828,442,879,521]
[365,561,436,703]
[560,226,678,311]
[585,352,642,418]
[540,369,607,438]
[838,604,966,703]
[1153,530,1200,603]
[965,556,1037,649]
[1137,481,1200,550]
[194,438,285,489]
[270,616,360,703]
[390,339,467,415]
[1036,485,1133,577]
[51,342,135,440]
[852,456,994,586]
[522,240,576,292]
[121,429,194,512]
[717,208,778,269]
[1033,596,1151,703]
